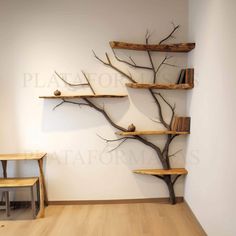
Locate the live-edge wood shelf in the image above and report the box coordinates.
[126,83,193,90]
[110,41,195,52]
[133,168,188,176]
[116,130,189,136]
[39,94,127,99]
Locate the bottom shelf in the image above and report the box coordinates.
[133,168,188,176]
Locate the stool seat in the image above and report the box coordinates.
[0,177,39,218]
[0,177,38,188]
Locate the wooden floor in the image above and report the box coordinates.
[0,202,206,236]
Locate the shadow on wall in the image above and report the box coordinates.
[41,97,130,132]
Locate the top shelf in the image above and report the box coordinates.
[39,94,127,99]
[109,41,195,52]
[126,83,193,90]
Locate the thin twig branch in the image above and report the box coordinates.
[108,138,129,152]
[145,31,156,83]
[168,149,182,158]
[159,23,180,45]
[155,92,176,127]
[97,134,129,143]
[155,56,178,76]
[53,99,65,110]
[172,174,181,185]
[149,89,170,129]
[149,117,162,124]
[111,48,152,70]
[55,71,88,87]
[92,50,137,83]
[81,71,96,94]
[154,175,164,180]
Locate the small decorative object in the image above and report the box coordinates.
[128,123,136,132]
[54,90,61,96]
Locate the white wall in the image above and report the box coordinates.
[185,0,236,235]
[0,0,189,201]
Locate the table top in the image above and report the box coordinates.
[0,153,47,161]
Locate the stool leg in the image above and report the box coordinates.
[5,191,10,217]
[31,186,36,218]
[36,180,40,210]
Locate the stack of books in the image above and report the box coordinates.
[177,68,194,85]
[171,117,191,132]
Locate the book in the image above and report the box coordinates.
[177,69,186,84]
[171,117,179,131]
[185,68,194,85]
[173,117,191,132]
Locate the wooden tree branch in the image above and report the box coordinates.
[159,23,180,45]
[111,48,152,70]
[155,56,178,76]
[149,89,170,129]
[155,92,176,127]
[53,98,167,167]
[107,138,129,152]
[168,149,182,158]
[172,174,181,185]
[92,50,137,83]
[145,31,156,83]
[97,134,129,143]
[154,175,164,181]
[81,71,96,94]
[55,71,88,87]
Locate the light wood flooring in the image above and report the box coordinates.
[0,202,206,236]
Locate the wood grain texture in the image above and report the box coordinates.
[110,41,195,52]
[0,153,46,161]
[133,168,188,176]
[126,83,194,90]
[0,203,206,236]
[39,94,127,99]
[116,130,190,136]
[0,177,38,188]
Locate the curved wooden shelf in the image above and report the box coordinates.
[110,41,195,52]
[126,83,193,90]
[39,94,127,99]
[116,130,189,136]
[133,168,188,176]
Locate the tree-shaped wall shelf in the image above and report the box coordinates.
[40,24,194,204]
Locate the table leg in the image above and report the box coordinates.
[38,158,48,205]
[1,161,10,217]
[1,161,7,178]
[37,158,45,218]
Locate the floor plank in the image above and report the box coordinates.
[0,202,206,236]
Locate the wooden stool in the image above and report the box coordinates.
[0,177,39,218]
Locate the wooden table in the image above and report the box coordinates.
[0,152,47,218]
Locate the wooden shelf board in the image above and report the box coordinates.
[126,83,193,90]
[110,41,195,52]
[0,153,46,161]
[116,130,189,136]
[39,94,128,99]
[0,177,38,188]
[133,168,188,176]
